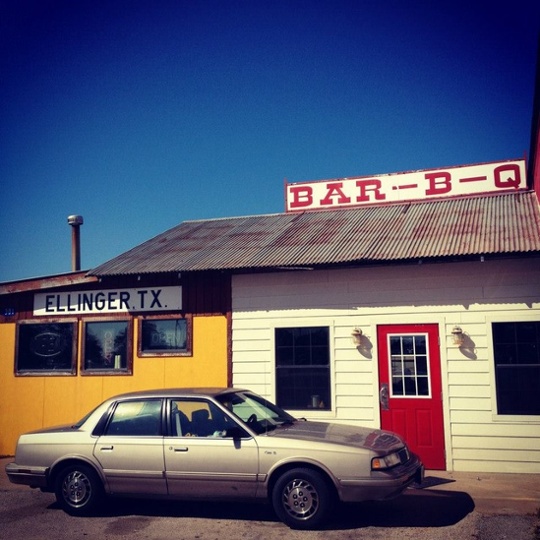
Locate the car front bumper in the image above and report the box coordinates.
[5,462,49,489]
[338,455,424,503]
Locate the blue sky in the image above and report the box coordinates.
[1,0,539,282]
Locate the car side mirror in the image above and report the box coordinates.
[225,426,249,440]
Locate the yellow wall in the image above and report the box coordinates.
[0,315,228,456]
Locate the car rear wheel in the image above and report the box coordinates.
[54,464,103,516]
[271,468,334,530]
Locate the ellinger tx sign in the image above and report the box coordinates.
[285,159,527,212]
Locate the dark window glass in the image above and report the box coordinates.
[83,321,130,373]
[275,327,330,410]
[106,400,162,436]
[16,322,76,374]
[493,322,540,415]
[416,356,428,375]
[140,318,189,354]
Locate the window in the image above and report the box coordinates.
[389,334,430,397]
[16,322,77,375]
[139,316,191,356]
[106,400,162,436]
[493,322,540,415]
[83,320,131,374]
[275,327,331,410]
[170,400,236,437]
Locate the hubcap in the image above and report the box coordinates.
[282,478,319,520]
[62,470,91,506]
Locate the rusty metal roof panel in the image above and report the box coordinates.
[89,191,540,276]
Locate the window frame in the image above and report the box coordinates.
[137,314,192,357]
[81,318,133,375]
[491,320,540,417]
[387,332,431,399]
[15,319,78,376]
[274,324,333,412]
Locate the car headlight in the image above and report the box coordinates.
[371,450,404,471]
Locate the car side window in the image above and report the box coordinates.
[105,399,162,436]
[171,400,236,438]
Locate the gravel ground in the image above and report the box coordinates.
[1,488,539,540]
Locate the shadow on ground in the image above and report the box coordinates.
[47,486,475,530]
[337,489,475,529]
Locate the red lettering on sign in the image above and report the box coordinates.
[425,172,452,195]
[285,160,525,212]
[320,182,351,206]
[289,186,313,209]
[494,164,521,189]
[356,179,386,202]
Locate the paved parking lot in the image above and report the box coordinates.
[1,459,539,539]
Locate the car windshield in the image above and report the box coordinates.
[216,391,296,434]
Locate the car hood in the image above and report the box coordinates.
[265,421,405,452]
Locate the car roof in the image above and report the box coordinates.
[108,387,248,401]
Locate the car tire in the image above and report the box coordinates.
[54,464,103,516]
[271,468,334,530]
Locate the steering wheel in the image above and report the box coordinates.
[246,413,257,424]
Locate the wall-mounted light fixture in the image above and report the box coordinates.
[451,326,464,347]
[351,328,363,346]
[351,327,373,358]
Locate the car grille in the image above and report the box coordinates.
[398,447,410,464]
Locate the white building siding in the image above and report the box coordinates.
[231,258,540,473]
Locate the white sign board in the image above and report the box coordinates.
[285,159,527,212]
[34,286,182,316]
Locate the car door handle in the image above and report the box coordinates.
[99,446,114,451]
[380,384,390,411]
[171,446,189,452]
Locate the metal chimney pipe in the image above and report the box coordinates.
[67,215,83,271]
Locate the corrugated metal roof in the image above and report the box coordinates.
[89,191,540,276]
[0,271,97,294]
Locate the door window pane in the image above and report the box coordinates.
[389,334,430,397]
[416,356,428,375]
[170,400,234,438]
[106,400,162,436]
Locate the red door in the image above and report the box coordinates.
[378,324,445,470]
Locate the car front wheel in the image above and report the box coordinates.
[271,468,334,530]
[54,464,103,516]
